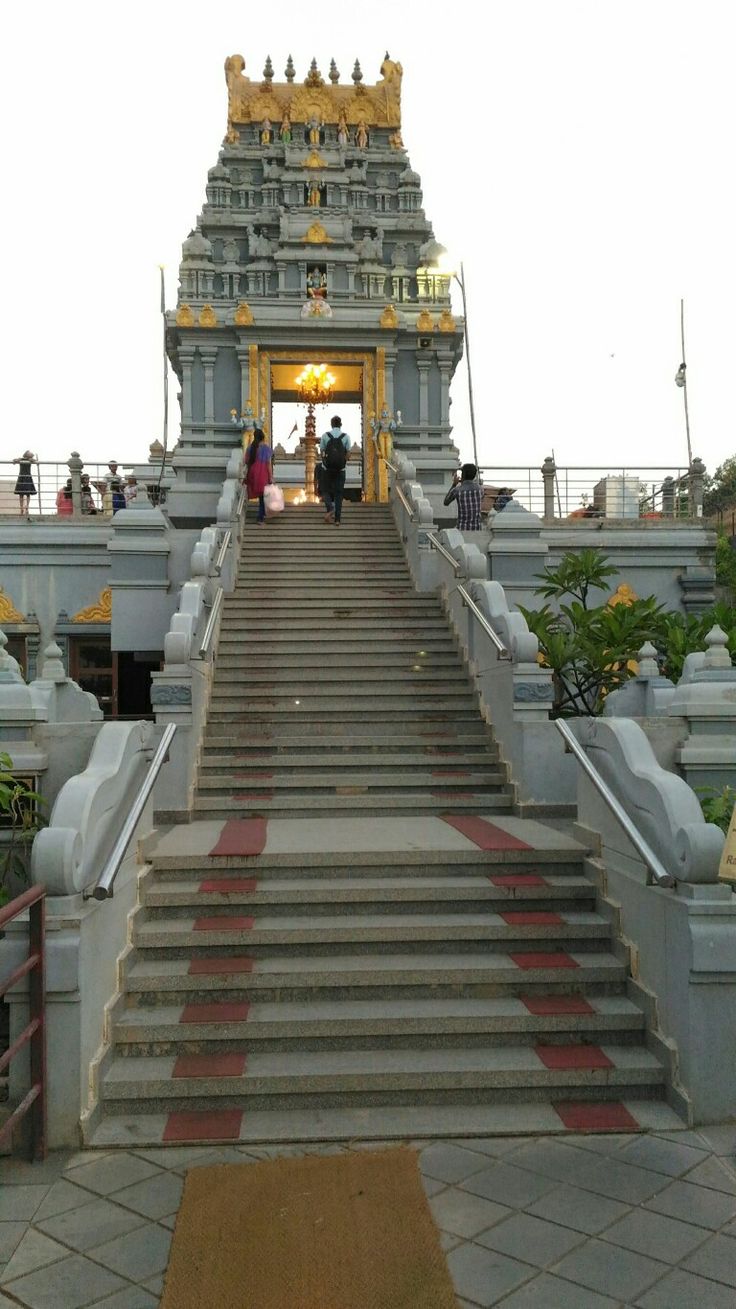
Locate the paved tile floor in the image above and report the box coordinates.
[1,1126,736,1307]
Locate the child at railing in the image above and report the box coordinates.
[12,450,38,516]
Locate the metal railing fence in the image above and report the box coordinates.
[477,466,697,520]
[0,463,135,517]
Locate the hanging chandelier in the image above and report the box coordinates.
[295,362,336,406]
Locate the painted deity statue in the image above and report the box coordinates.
[307,114,323,145]
[279,113,292,143]
[307,180,322,208]
[355,121,369,149]
[371,405,402,502]
[307,268,327,299]
[261,118,272,145]
[337,111,349,146]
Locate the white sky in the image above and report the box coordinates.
[3,0,735,478]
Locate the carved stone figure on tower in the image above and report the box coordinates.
[307,180,322,208]
[279,112,292,143]
[224,54,251,121]
[261,118,272,144]
[337,111,349,145]
[356,121,369,149]
[246,225,272,258]
[307,114,323,145]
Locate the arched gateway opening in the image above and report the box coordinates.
[270,356,365,503]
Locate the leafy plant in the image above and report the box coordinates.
[704,456,736,518]
[533,549,619,609]
[715,532,736,601]
[0,752,44,907]
[657,604,736,683]
[697,785,736,834]
[522,595,665,717]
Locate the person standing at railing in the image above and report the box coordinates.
[444,463,482,530]
[56,477,73,516]
[12,450,38,516]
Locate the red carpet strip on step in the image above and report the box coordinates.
[181,1001,251,1023]
[209,818,268,857]
[193,916,255,932]
[163,1109,244,1142]
[442,816,533,850]
[173,1052,247,1078]
[490,874,547,888]
[553,1102,640,1131]
[199,878,258,894]
[536,1045,613,1070]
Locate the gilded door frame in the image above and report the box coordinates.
[257,348,378,502]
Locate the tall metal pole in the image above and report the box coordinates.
[156,266,169,499]
[680,298,693,468]
[456,263,479,471]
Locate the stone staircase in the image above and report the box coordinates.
[90,504,674,1146]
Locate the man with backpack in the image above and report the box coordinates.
[319,415,351,525]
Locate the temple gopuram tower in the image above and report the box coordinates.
[166,53,463,521]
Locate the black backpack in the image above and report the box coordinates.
[324,434,348,473]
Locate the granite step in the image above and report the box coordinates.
[122,949,630,1006]
[214,653,464,669]
[201,727,492,746]
[196,769,505,791]
[112,994,646,1053]
[88,1098,683,1148]
[148,848,586,875]
[197,772,505,793]
[198,750,499,770]
[190,793,513,818]
[142,874,596,910]
[133,911,609,955]
[99,1043,666,1113]
[211,669,471,688]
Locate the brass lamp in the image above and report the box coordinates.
[295,363,336,503]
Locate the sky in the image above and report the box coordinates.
[3,0,735,480]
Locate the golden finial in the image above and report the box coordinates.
[302,222,332,244]
[176,304,195,327]
[437,308,456,332]
[199,304,218,327]
[416,308,435,332]
[380,304,399,329]
[234,302,254,326]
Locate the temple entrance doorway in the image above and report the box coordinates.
[259,351,378,501]
[271,401,363,504]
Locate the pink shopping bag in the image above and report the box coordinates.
[263,483,285,517]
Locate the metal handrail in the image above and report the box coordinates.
[199,587,224,658]
[394,484,414,520]
[426,531,461,573]
[236,488,246,518]
[214,530,231,575]
[555,719,675,889]
[90,723,177,901]
[457,585,510,659]
[0,884,47,1159]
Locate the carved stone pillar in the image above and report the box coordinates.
[541,456,557,520]
[417,356,431,428]
[236,344,250,412]
[179,347,196,431]
[200,346,217,435]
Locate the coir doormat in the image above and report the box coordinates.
[160,1147,458,1309]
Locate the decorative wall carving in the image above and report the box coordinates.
[72,587,112,624]
[0,588,25,623]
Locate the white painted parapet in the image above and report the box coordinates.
[668,625,736,792]
[570,715,736,1122]
[31,720,155,897]
[151,459,243,816]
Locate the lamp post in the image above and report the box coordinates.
[295,363,336,503]
[425,250,480,473]
[675,298,693,469]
